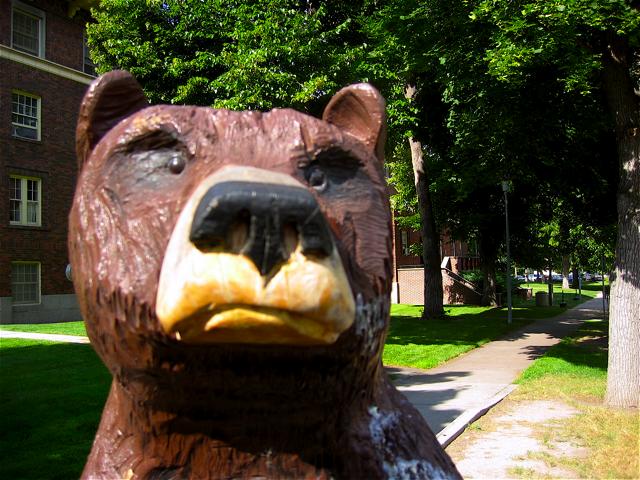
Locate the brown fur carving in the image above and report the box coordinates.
[69,71,461,479]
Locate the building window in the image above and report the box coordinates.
[11,2,45,58]
[10,176,41,226]
[12,91,41,141]
[11,262,41,305]
[401,230,411,256]
[83,35,96,76]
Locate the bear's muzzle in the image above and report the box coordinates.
[155,166,355,345]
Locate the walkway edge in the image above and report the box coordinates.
[0,330,90,344]
[438,384,518,448]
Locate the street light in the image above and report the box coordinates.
[502,181,512,324]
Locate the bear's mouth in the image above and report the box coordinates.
[167,304,341,345]
[155,166,356,346]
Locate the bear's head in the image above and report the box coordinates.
[69,69,392,435]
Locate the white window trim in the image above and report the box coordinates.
[0,45,93,85]
[401,230,411,256]
[10,175,42,227]
[11,261,42,306]
[11,0,46,58]
[11,90,41,141]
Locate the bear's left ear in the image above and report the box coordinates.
[322,83,386,163]
[76,70,149,169]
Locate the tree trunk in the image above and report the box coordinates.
[478,235,497,306]
[601,34,640,408]
[571,264,579,289]
[406,84,444,319]
[562,254,570,290]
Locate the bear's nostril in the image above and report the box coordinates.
[283,223,299,256]
[190,181,333,276]
[227,213,250,252]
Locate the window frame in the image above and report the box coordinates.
[11,90,41,141]
[9,175,42,227]
[10,261,41,306]
[11,1,46,58]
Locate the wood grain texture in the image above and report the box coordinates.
[69,72,461,479]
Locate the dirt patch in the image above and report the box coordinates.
[447,400,588,479]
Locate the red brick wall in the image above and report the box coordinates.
[397,268,425,305]
[394,228,423,268]
[0,4,90,298]
[397,267,483,305]
[0,0,90,71]
[0,0,10,46]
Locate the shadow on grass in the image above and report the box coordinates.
[520,319,609,376]
[0,340,111,480]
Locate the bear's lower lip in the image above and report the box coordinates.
[169,304,339,345]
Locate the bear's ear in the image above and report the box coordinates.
[76,70,149,168]
[322,83,386,163]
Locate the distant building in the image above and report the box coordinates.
[0,0,96,323]
[391,223,482,305]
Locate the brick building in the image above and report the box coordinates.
[0,0,95,323]
[392,224,482,305]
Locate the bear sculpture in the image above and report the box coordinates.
[69,70,461,479]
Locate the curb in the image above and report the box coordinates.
[438,384,518,448]
[0,330,90,344]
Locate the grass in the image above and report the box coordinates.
[511,318,639,479]
[0,321,86,336]
[448,317,638,479]
[384,305,530,369]
[0,339,110,480]
[383,282,602,370]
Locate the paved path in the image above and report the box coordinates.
[0,330,90,344]
[387,296,607,446]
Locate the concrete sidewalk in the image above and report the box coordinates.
[0,330,90,344]
[387,296,607,446]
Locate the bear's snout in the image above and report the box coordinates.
[190,181,333,277]
[155,166,355,346]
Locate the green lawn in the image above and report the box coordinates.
[384,282,602,370]
[0,321,87,336]
[0,339,110,480]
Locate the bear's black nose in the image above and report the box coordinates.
[190,181,333,276]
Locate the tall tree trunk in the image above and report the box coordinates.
[571,264,579,289]
[562,254,570,290]
[602,34,640,408]
[406,84,444,319]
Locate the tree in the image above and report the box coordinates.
[469,0,639,408]
[360,0,619,309]
[358,3,450,318]
[87,0,365,113]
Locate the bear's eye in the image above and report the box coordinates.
[167,153,186,174]
[307,167,327,192]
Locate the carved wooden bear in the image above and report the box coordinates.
[69,71,460,479]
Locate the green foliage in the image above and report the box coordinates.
[88,0,366,112]
[86,0,625,274]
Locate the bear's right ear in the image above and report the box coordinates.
[76,70,149,169]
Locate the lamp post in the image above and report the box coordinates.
[502,181,512,324]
